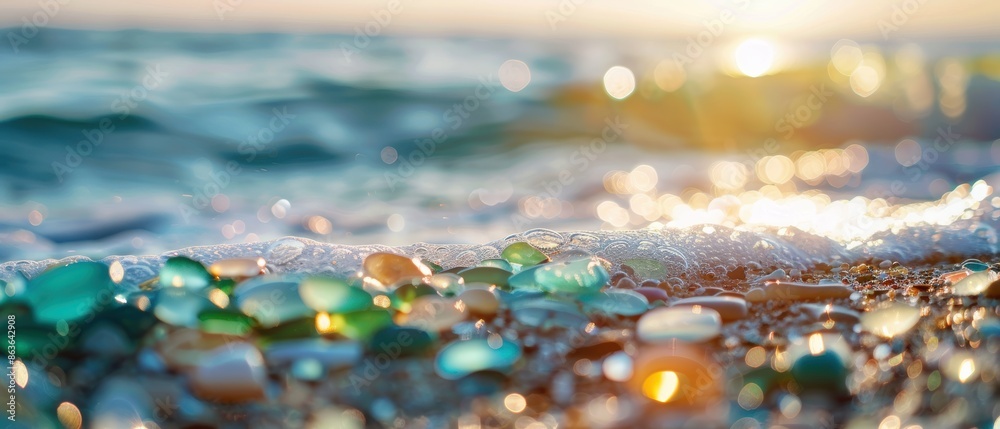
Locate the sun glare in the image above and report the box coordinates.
[734,39,776,77]
[641,371,680,403]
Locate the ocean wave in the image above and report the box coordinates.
[3,222,996,288]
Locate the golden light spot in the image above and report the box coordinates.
[734,39,775,77]
[937,58,968,119]
[412,258,434,277]
[830,39,863,76]
[654,60,686,92]
[307,216,332,234]
[641,371,680,403]
[737,383,764,410]
[970,180,991,201]
[316,312,333,333]
[772,349,791,372]
[958,358,975,382]
[861,303,920,338]
[596,200,631,228]
[879,415,901,429]
[109,260,125,284]
[757,155,795,184]
[745,346,766,368]
[710,161,749,190]
[504,393,527,413]
[603,66,636,100]
[779,394,801,419]
[795,152,826,181]
[57,402,83,429]
[808,333,825,356]
[629,165,658,192]
[456,415,480,429]
[844,143,870,173]
[207,288,230,308]
[13,360,28,388]
[851,65,881,97]
[135,295,151,311]
[373,295,391,308]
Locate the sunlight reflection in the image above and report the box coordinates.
[604,66,636,99]
[641,371,680,403]
[734,39,775,77]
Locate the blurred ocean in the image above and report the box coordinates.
[2,29,1000,262]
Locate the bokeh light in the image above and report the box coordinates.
[603,66,636,99]
[734,39,775,77]
[499,59,531,92]
[641,371,679,403]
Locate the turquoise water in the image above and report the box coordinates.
[1,29,1000,262]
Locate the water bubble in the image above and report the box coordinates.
[523,228,565,251]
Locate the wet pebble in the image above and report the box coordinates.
[298,276,373,313]
[235,276,313,328]
[160,256,212,290]
[457,288,499,316]
[636,306,722,343]
[363,252,430,286]
[756,282,853,302]
[961,259,989,272]
[614,277,637,289]
[799,303,860,325]
[511,298,588,329]
[435,337,522,380]
[860,302,920,338]
[27,261,116,325]
[264,338,363,368]
[189,342,267,403]
[621,258,668,280]
[208,257,267,279]
[634,287,669,303]
[512,257,610,293]
[582,289,649,316]
[671,296,748,322]
[701,287,723,295]
[477,258,513,271]
[458,266,511,289]
[501,242,549,266]
[369,326,434,356]
[402,296,466,332]
[952,270,998,296]
[155,288,212,328]
[758,268,788,283]
[534,257,610,293]
[156,329,241,370]
[326,309,393,340]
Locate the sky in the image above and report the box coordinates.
[1,0,998,40]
